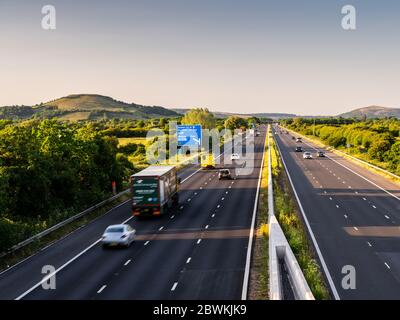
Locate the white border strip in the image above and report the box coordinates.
[273,126,340,300]
[241,126,267,300]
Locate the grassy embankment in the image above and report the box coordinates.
[118,137,205,171]
[249,130,269,300]
[269,130,330,300]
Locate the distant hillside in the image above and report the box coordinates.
[172,108,296,119]
[338,106,400,119]
[0,94,179,121]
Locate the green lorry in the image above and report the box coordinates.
[131,165,180,217]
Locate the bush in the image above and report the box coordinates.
[0,218,39,253]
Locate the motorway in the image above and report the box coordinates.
[274,125,400,299]
[0,128,266,300]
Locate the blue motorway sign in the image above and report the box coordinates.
[177,125,202,147]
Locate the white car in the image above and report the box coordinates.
[101,224,136,248]
[230,153,240,160]
[303,152,312,159]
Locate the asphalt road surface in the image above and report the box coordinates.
[0,128,266,300]
[274,125,400,300]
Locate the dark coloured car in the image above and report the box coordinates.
[317,151,325,157]
[218,169,233,180]
[295,146,303,152]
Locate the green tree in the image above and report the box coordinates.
[136,120,145,128]
[224,116,248,131]
[181,108,216,129]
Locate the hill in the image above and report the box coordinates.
[338,106,400,119]
[0,94,179,121]
[172,108,296,119]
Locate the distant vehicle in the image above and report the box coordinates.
[102,224,136,248]
[131,165,179,217]
[303,152,312,159]
[201,153,216,169]
[249,129,255,135]
[291,136,296,140]
[255,131,260,136]
[231,153,240,160]
[296,137,302,143]
[218,169,233,180]
[295,146,303,152]
[317,151,325,157]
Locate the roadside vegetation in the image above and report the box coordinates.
[249,129,268,300]
[281,118,400,176]
[0,118,165,253]
[269,130,330,300]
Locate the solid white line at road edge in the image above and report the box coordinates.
[285,126,400,202]
[273,128,340,300]
[241,126,267,300]
[14,216,134,300]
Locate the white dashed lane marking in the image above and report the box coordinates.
[97,285,107,294]
[171,282,178,291]
[124,259,131,266]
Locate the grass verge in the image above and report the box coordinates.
[248,131,269,300]
[270,132,330,300]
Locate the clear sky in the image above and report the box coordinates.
[1,0,399,115]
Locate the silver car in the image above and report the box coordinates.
[303,152,312,159]
[101,224,136,248]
